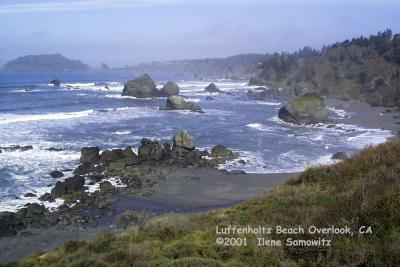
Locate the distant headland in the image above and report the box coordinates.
[2,53,90,72]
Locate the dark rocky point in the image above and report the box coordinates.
[278,93,328,124]
[50,79,61,87]
[50,170,64,178]
[205,83,222,93]
[51,176,85,199]
[211,145,234,159]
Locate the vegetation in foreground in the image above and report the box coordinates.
[6,140,400,267]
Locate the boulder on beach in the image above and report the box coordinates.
[205,83,222,93]
[173,131,196,150]
[122,74,157,98]
[99,181,115,193]
[278,93,328,124]
[51,176,85,198]
[159,81,179,97]
[159,95,203,113]
[50,79,61,87]
[138,138,164,161]
[171,131,196,159]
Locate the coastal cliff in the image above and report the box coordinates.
[249,30,400,108]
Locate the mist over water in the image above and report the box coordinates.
[0,71,393,211]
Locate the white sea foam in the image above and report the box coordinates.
[0,110,94,124]
[327,107,348,119]
[111,130,132,135]
[246,123,275,132]
[104,94,152,100]
[255,101,281,106]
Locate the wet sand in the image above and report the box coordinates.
[0,171,293,264]
[326,97,399,137]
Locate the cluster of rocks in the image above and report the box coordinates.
[0,145,33,153]
[72,131,234,181]
[121,74,179,98]
[0,203,56,237]
[37,131,235,204]
[278,93,328,124]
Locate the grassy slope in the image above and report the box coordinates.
[8,140,400,267]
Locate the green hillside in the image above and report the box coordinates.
[250,30,400,107]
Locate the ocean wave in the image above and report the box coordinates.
[246,123,275,132]
[104,94,153,100]
[327,107,348,119]
[0,110,94,124]
[111,130,132,135]
[256,101,281,106]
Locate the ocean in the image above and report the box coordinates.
[0,71,393,212]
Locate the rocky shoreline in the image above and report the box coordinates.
[0,131,237,238]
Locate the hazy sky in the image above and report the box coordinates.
[1,0,400,67]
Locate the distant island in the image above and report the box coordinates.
[2,53,90,72]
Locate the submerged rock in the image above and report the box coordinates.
[122,74,157,98]
[159,95,203,113]
[0,145,33,152]
[278,93,328,124]
[205,83,222,93]
[50,170,64,178]
[50,79,61,87]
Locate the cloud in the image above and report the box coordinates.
[1,0,399,14]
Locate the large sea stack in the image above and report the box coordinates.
[278,93,328,124]
[122,74,157,98]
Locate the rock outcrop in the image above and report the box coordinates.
[51,176,85,198]
[159,81,179,97]
[278,93,328,124]
[50,79,61,87]
[205,83,222,93]
[122,74,157,98]
[50,170,64,178]
[159,95,203,113]
[80,147,100,164]
[211,145,234,159]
